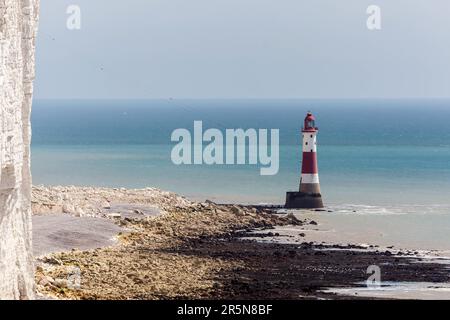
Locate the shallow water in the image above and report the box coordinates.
[283,209,450,252]
[322,282,450,300]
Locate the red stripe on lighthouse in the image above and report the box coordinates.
[301,152,318,174]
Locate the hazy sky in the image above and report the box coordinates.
[34,0,450,99]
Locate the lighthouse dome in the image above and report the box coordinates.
[303,112,317,132]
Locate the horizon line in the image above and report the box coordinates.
[33,97,450,101]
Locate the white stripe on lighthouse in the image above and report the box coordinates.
[301,173,320,184]
[303,133,317,153]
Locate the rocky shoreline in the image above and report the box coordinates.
[32,186,450,300]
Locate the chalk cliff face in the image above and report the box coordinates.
[0,0,39,299]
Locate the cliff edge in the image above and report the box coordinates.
[0,0,39,299]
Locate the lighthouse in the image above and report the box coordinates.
[285,111,324,209]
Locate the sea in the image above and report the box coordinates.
[31,99,450,250]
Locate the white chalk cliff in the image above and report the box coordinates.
[0,0,39,299]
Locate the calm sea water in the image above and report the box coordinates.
[31,99,450,207]
[30,99,450,250]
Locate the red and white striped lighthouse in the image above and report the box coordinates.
[285,111,324,209]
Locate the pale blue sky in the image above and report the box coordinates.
[34,0,450,99]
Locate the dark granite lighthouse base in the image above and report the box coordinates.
[285,192,324,209]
